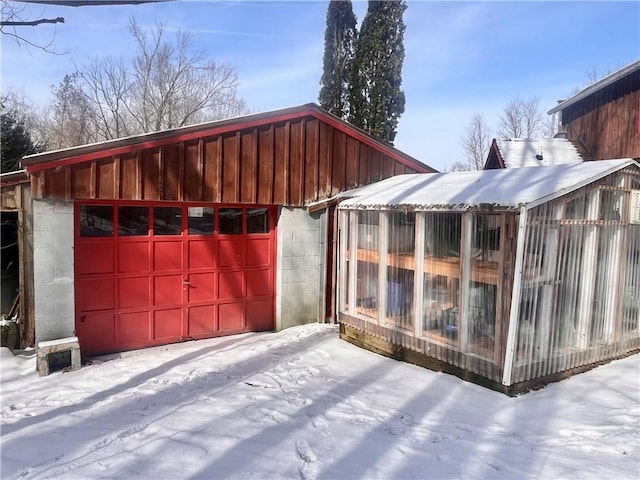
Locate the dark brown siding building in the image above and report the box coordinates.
[548,60,640,160]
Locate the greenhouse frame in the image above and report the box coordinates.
[336,159,640,393]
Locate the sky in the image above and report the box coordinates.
[2,323,639,478]
[1,0,639,172]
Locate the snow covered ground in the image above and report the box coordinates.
[1,324,638,479]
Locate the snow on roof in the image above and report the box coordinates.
[496,138,583,168]
[338,159,638,211]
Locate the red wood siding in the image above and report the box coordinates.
[30,116,429,205]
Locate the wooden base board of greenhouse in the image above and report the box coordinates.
[339,323,640,396]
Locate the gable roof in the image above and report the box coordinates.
[21,103,432,174]
[487,138,584,169]
[548,59,640,115]
[338,158,638,211]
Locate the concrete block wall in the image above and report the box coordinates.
[33,200,75,343]
[276,207,326,330]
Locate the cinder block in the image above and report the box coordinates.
[37,336,81,376]
[33,200,55,215]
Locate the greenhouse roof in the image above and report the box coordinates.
[338,158,638,211]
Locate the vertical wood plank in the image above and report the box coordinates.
[258,126,275,204]
[31,172,45,199]
[318,122,332,199]
[143,149,159,200]
[202,137,219,202]
[178,142,185,202]
[184,141,201,202]
[222,134,239,204]
[289,120,303,205]
[114,156,121,199]
[197,139,204,201]
[158,148,165,200]
[304,118,319,203]
[163,144,180,201]
[331,130,346,195]
[64,167,71,200]
[345,136,358,189]
[71,164,92,199]
[120,154,137,199]
[358,143,369,185]
[241,129,257,203]
[89,161,96,199]
[273,123,287,204]
[214,136,222,202]
[96,160,115,198]
[136,152,142,200]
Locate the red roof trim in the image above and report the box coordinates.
[24,105,432,174]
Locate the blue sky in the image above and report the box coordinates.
[2,0,639,171]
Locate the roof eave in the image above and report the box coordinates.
[548,60,640,114]
[22,103,433,175]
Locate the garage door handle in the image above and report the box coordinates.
[183,280,190,285]
[80,314,87,323]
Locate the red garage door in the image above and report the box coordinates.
[75,203,276,355]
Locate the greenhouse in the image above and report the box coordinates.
[336,159,640,393]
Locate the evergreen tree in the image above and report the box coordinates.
[1,108,42,172]
[348,0,406,144]
[319,0,357,119]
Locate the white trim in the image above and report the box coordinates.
[502,206,528,386]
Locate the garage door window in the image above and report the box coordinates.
[80,205,114,237]
[247,208,269,234]
[154,207,182,235]
[119,206,149,236]
[219,208,243,234]
[188,207,214,235]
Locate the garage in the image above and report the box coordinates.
[19,103,433,355]
[76,203,275,354]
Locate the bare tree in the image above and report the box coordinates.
[498,96,547,139]
[459,113,491,170]
[80,56,132,140]
[1,89,48,146]
[45,73,96,148]
[76,18,248,140]
[0,0,64,53]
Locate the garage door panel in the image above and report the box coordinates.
[218,239,244,267]
[218,271,244,299]
[119,277,150,308]
[118,311,150,344]
[219,302,244,331]
[77,242,114,275]
[154,241,183,271]
[77,278,115,312]
[188,240,217,268]
[154,275,183,306]
[153,309,182,340]
[188,273,216,302]
[118,241,150,273]
[246,238,271,267]
[246,299,274,331]
[246,269,272,297]
[188,305,216,336]
[77,312,115,351]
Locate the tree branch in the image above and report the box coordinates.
[1,17,64,26]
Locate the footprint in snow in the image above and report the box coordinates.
[296,439,318,480]
[260,408,289,423]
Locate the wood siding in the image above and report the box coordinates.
[31,116,424,205]
[563,71,640,160]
